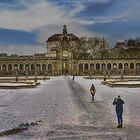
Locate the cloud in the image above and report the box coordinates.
[68,4,86,18]
[0,0,139,52]
[48,0,112,16]
[0,44,47,55]
[0,0,96,41]
[0,1,65,31]
[0,0,97,52]
[0,0,118,31]
[0,0,128,32]
[0,0,92,34]
[78,12,127,25]
[50,0,111,5]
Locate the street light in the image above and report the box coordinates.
[25,71,28,82]
[34,62,37,83]
[107,70,110,79]
[44,71,46,81]
[13,66,18,82]
[103,70,106,81]
[15,67,18,82]
[120,70,124,81]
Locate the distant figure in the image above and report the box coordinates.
[90,84,96,102]
[113,95,125,128]
[103,76,106,82]
[72,75,75,82]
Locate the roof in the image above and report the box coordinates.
[47,34,79,42]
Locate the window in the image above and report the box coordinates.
[96,63,100,70]
[84,63,89,70]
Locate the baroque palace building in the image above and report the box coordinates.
[0,25,140,76]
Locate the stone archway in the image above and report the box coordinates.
[48,64,53,75]
[136,63,140,75]
[62,62,69,75]
[124,63,129,75]
[8,64,12,71]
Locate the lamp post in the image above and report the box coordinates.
[108,70,110,79]
[25,71,28,82]
[103,70,106,81]
[44,71,46,81]
[13,66,18,82]
[34,63,37,83]
[120,70,124,81]
[15,68,18,82]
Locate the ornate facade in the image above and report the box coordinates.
[0,25,140,76]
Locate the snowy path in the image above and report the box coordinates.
[0,76,139,139]
[73,76,140,139]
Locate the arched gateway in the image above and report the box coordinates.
[46,25,79,75]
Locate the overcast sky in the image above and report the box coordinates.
[0,0,139,55]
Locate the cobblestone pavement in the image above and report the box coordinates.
[0,76,139,140]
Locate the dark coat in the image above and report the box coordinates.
[90,86,96,95]
[113,98,124,113]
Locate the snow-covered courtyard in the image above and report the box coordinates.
[0,76,140,140]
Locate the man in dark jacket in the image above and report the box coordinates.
[113,95,125,128]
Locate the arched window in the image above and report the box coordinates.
[101,63,106,69]
[14,64,18,71]
[19,64,24,71]
[90,63,94,70]
[24,64,29,75]
[25,64,29,68]
[113,63,117,68]
[31,64,35,71]
[2,64,7,72]
[8,64,12,71]
[96,63,100,70]
[48,64,52,71]
[107,63,111,70]
[119,63,123,69]
[37,64,41,71]
[130,63,134,69]
[79,63,83,70]
[84,63,89,70]
[42,64,46,71]
[136,63,140,69]
[124,63,128,69]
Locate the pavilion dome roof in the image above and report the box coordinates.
[47,33,79,42]
[47,25,79,42]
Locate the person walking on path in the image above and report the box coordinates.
[90,84,96,102]
[72,75,75,82]
[113,95,125,128]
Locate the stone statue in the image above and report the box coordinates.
[63,25,67,34]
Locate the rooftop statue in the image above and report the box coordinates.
[63,25,67,34]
